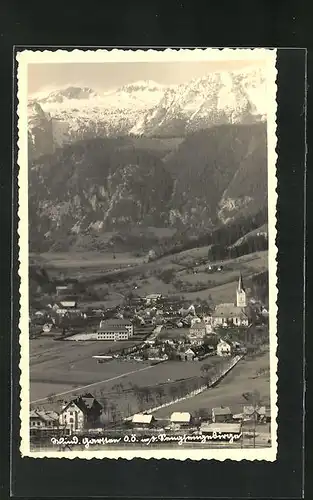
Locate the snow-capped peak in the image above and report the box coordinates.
[37,86,98,104]
[117,80,167,93]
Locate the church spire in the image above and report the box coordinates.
[236,274,246,307]
[238,273,245,292]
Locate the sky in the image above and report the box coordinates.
[28,60,264,96]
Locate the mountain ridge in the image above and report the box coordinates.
[29,123,268,253]
[28,66,267,158]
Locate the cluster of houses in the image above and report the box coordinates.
[30,393,103,435]
[30,391,271,438]
[30,275,268,353]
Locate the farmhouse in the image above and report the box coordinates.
[170,412,191,428]
[131,414,154,428]
[212,406,233,423]
[59,394,102,432]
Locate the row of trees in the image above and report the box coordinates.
[92,356,237,419]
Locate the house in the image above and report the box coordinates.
[243,405,271,423]
[145,294,162,305]
[212,406,233,423]
[131,414,154,427]
[30,409,59,433]
[60,300,77,309]
[202,315,212,325]
[190,316,202,327]
[170,412,191,428]
[179,305,195,317]
[99,319,133,340]
[189,321,206,337]
[59,394,103,432]
[257,406,271,423]
[216,339,232,357]
[179,347,196,361]
[55,285,72,297]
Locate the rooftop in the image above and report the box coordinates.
[30,409,59,422]
[170,412,191,423]
[98,326,129,333]
[132,414,153,424]
[212,304,247,317]
[100,319,132,326]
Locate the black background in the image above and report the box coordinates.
[0,2,309,498]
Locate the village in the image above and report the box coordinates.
[29,272,270,449]
[29,273,269,361]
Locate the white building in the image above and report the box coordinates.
[59,394,102,432]
[216,340,232,357]
[170,412,191,427]
[99,319,133,337]
[145,293,162,305]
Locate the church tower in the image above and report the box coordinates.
[236,274,247,307]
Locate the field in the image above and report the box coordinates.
[153,350,270,417]
[33,251,144,270]
[30,335,214,404]
[105,250,268,304]
[30,342,270,427]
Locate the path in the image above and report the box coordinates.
[31,364,155,404]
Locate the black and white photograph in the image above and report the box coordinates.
[17,48,277,460]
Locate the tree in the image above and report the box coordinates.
[109,402,118,424]
[198,408,209,420]
[204,335,218,348]
[47,393,56,403]
[99,397,108,415]
[155,386,165,404]
[177,381,187,398]
[169,385,179,401]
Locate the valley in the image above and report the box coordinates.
[27,60,272,452]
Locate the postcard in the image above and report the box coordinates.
[17,47,277,460]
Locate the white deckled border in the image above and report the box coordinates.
[17,47,278,461]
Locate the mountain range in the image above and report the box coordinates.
[29,122,267,253]
[28,66,267,159]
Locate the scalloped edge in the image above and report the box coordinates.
[16,47,278,461]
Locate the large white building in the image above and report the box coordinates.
[98,318,134,340]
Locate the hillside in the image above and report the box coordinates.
[164,122,267,228]
[29,138,174,252]
[28,122,268,253]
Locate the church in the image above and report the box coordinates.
[211,275,250,327]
